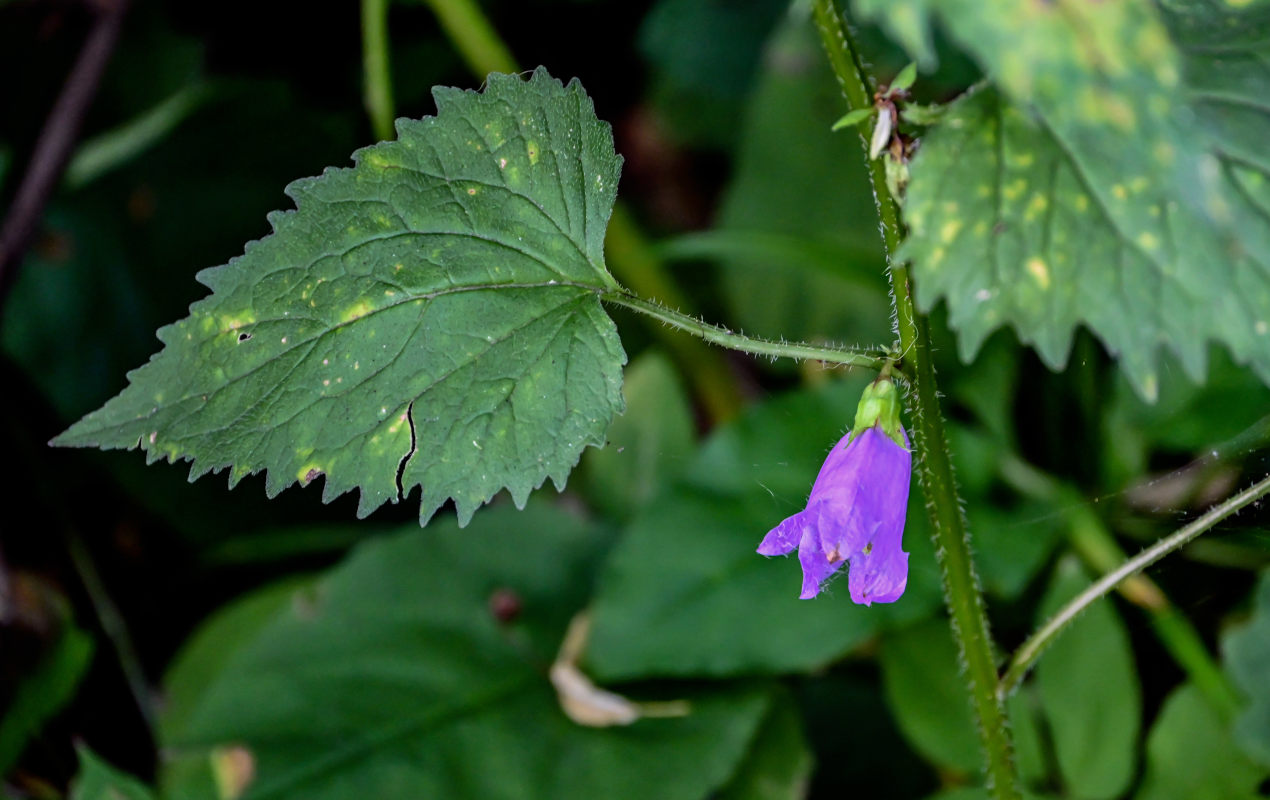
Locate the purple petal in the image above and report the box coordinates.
[816,426,910,564]
[807,430,857,500]
[848,536,909,605]
[797,526,842,599]
[757,510,807,556]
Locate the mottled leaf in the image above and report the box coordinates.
[53,68,626,525]
[865,0,1270,398]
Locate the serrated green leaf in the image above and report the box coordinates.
[831,107,874,131]
[71,747,156,800]
[1224,569,1270,769]
[159,504,771,800]
[53,68,627,525]
[867,0,1270,398]
[903,87,1270,400]
[1135,684,1267,800]
[1035,557,1139,799]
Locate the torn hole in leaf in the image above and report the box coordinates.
[395,401,416,501]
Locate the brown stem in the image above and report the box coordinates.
[0,0,131,316]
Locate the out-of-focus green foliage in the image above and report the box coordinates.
[1135,684,1265,800]
[69,748,155,800]
[581,350,695,521]
[156,503,771,800]
[1224,569,1270,769]
[0,620,92,775]
[1035,559,1140,799]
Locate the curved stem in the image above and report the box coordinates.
[362,0,396,141]
[419,0,517,77]
[1000,472,1270,698]
[812,3,1020,797]
[602,290,894,372]
[999,454,1243,718]
[0,0,130,320]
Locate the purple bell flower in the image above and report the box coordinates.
[757,379,911,604]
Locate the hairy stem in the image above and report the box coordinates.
[812,2,1020,796]
[999,454,1243,718]
[1000,472,1270,698]
[603,290,893,372]
[362,0,396,141]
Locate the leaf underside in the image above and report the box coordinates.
[862,0,1270,399]
[54,68,627,525]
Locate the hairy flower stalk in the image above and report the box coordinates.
[757,378,911,603]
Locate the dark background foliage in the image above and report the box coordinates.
[2,1,1269,798]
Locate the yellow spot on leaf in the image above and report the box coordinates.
[940,220,962,243]
[1026,257,1051,289]
[1025,193,1048,220]
[340,300,374,324]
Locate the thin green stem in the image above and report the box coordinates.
[603,290,893,372]
[362,0,396,141]
[419,0,516,77]
[66,530,156,735]
[1000,472,1270,698]
[998,454,1243,718]
[813,3,1020,797]
[605,207,746,420]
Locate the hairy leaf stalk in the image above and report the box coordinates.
[811,2,1020,796]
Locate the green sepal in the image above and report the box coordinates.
[851,376,903,445]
